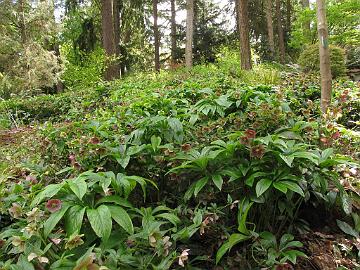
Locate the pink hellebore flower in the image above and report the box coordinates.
[46,199,62,213]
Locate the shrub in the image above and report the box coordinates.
[298,44,346,78]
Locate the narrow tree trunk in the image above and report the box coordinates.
[316,0,332,113]
[264,0,275,60]
[101,0,117,80]
[276,0,286,64]
[153,0,160,72]
[237,0,252,70]
[113,0,121,77]
[185,0,194,68]
[301,0,311,38]
[170,0,177,67]
[235,0,240,35]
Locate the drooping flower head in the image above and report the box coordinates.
[251,145,266,159]
[46,199,62,213]
[244,129,256,139]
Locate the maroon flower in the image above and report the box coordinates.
[69,154,81,170]
[240,136,250,145]
[181,143,192,152]
[331,130,340,140]
[46,199,62,213]
[245,129,256,139]
[89,137,100,145]
[320,136,330,146]
[250,145,265,159]
[26,175,38,185]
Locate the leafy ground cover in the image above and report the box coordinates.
[0,62,359,269]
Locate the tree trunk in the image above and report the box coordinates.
[153,0,160,72]
[101,0,118,80]
[276,0,285,64]
[237,0,252,70]
[301,0,311,40]
[316,0,332,113]
[170,0,177,67]
[264,0,275,60]
[113,0,121,76]
[235,0,240,35]
[185,0,194,68]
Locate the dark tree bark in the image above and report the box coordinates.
[101,0,118,80]
[170,0,177,67]
[316,0,332,113]
[237,0,252,70]
[153,0,160,72]
[264,0,275,60]
[185,0,194,68]
[276,0,286,64]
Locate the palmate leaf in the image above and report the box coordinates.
[108,205,134,234]
[68,177,87,200]
[65,205,86,236]
[87,205,112,240]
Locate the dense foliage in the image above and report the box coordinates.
[0,56,359,269]
[298,44,346,78]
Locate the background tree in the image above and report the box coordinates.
[152,0,160,72]
[264,0,275,60]
[276,0,286,64]
[316,0,332,113]
[170,0,177,67]
[237,0,252,70]
[185,0,194,68]
[101,0,119,80]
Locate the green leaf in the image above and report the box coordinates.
[212,174,223,191]
[44,203,71,237]
[65,205,86,236]
[87,205,112,240]
[16,255,35,270]
[194,177,209,197]
[216,233,249,264]
[108,205,134,234]
[256,179,272,197]
[281,181,304,197]
[280,154,294,167]
[96,195,133,208]
[31,183,64,207]
[291,151,319,165]
[336,219,359,238]
[189,114,199,125]
[151,136,162,152]
[273,182,288,194]
[237,201,253,235]
[155,213,181,226]
[68,177,87,200]
[245,172,267,187]
[283,250,307,264]
[116,155,130,169]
